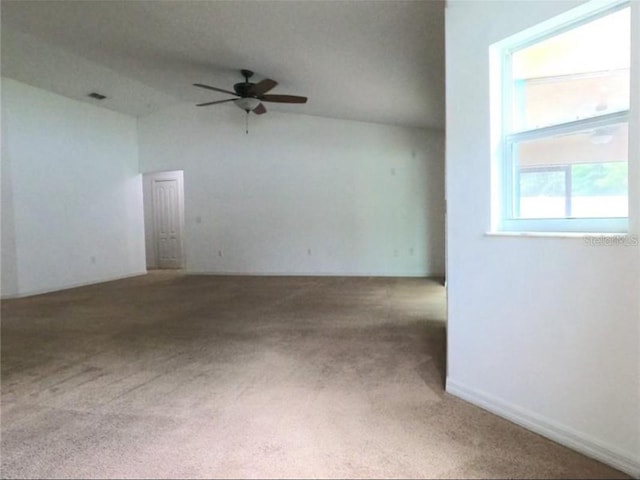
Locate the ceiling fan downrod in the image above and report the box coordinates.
[241,69,254,84]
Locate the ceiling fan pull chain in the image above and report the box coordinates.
[246,110,249,134]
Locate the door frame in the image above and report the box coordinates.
[142,170,185,269]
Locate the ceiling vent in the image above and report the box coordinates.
[88,92,106,100]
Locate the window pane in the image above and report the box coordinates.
[519,169,567,218]
[511,7,630,132]
[570,163,628,217]
[513,122,628,219]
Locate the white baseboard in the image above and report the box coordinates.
[187,270,445,278]
[446,379,640,478]
[1,270,148,299]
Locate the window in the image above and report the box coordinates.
[492,1,631,232]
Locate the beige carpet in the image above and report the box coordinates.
[0,272,628,479]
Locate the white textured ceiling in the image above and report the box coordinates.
[1,0,445,129]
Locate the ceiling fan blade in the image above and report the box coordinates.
[260,94,307,104]
[193,83,239,96]
[196,98,237,107]
[248,79,278,96]
[252,103,267,115]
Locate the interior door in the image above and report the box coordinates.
[152,178,183,268]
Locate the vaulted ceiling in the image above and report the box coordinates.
[1,0,445,129]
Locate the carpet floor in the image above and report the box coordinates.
[0,272,628,479]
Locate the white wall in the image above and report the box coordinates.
[138,103,445,276]
[445,1,640,476]
[1,78,147,297]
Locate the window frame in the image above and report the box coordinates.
[492,0,631,233]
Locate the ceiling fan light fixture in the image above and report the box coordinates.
[589,125,617,145]
[589,132,614,145]
[235,97,261,112]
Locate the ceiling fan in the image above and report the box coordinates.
[193,69,307,115]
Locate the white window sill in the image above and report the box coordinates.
[485,231,631,239]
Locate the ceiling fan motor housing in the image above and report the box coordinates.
[233,82,255,97]
[234,69,256,97]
